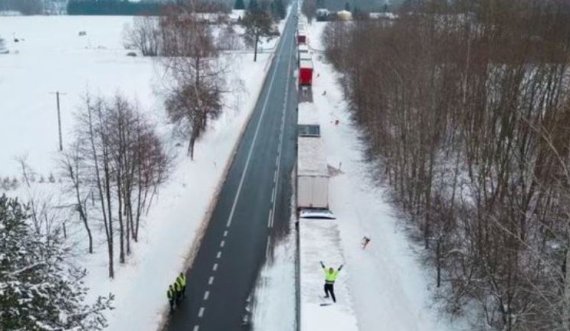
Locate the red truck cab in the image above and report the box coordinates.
[299,59,313,86]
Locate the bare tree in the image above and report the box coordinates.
[60,140,93,254]
[71,92,170,277]
[160,5,225,159]
[106,94,170,259]
[217,23,242,51]
[322,0,570,329]
[301,0,317,23]
[123,16,161,57]
[16,157,40,233]
[75,95,115,278]
[241,2,275,62]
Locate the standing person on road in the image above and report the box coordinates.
[167,284,176,312]
[320,261,343,303]
[174,280,182,305]
[176,272,187,300]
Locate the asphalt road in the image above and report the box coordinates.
[165,8,299,331]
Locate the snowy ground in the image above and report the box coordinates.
[0,15,282,331]
[306,21,469,331]
[299,218,358,330]
[0,16,160,179]
[251,223,297,331]
[251,21,470,331]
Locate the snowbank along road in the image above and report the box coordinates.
[165,8,299,331]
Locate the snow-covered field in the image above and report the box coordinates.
[252,21,470,331]
[0,15,279,331]
[0,16,160,178]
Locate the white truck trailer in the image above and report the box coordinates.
[297,125,329,210]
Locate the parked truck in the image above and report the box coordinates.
[297,125,329,210]
[299,59,313,86]
[299,52,311,63]
[297,28,307,44]
[297,44,310,66]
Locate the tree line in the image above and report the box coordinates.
[0,0,43,15]
[67,0,165,16]
[67,0,234,15]
[323,0,570,329]
[60,93,170,278]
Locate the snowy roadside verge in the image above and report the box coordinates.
[305,21,469,331]
[250,221,297,331]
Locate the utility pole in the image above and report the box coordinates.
[50,91,66,151]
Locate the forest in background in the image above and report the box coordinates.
[323,0,570,330]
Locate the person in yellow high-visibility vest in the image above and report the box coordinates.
[320,261,343,303]
[173,281,182,305]
[175,272,186,303]
[167,284,176,312]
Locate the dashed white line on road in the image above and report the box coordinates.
[225,34,282,228]
[271,187,276,203]
[189,18,294,331]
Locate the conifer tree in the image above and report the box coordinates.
[0,194,113,330]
